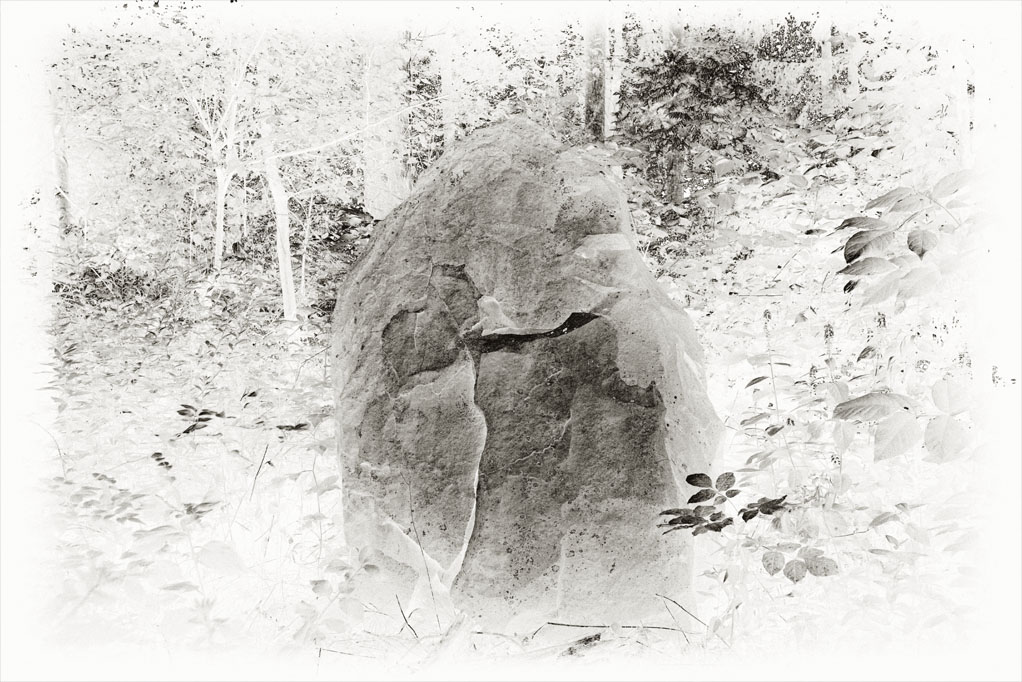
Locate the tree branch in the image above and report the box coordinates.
[269,94,454,161]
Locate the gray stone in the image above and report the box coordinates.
[333,117,721,634]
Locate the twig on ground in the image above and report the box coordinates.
[291,346,328,389]
[662,600,691,645]
[34,422,68,476]
[249,444,269,501]
[545,621,685,633]
[656,593,731,648]
[404,477,442,632]
[395,595,418,639]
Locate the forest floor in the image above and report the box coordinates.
[40,139,990,673]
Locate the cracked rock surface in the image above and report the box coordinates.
[333,117,721,634]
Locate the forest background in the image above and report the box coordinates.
[1,2,1020,680]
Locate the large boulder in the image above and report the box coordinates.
[333,118,721,634]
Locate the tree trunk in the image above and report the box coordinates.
[814,17,834,117]
[603,7,620,141]
[670,151,689,206]
[437,37,462,150]
[846,39,865,102]
[262,139,297,322]
[584,15,608,141]
[212,164,229,273]
[946,52,974,164]
[361,44,411,220]
[299,194,313,305]
[51,106,74,236]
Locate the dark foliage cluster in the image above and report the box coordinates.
[617,44,763,153]
[659,472,789,537]
[757,15,819,63]
[613,27,774,269]
[401,35,446,179]
[53,263,174,309]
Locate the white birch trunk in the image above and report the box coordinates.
[299,194,313,305]
[847,40,866,103]
[584,14,608,141]
[262,135,297,322]
[437,37,463,151]
[361,43,411,220]
[603,6,620,141]
[212,164,229,273]
[813,16,834,116]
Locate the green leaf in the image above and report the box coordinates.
[197,540,245,575]
[844,230,896,263]
[823,381,850,405]
[930,170,970,199]
[870,511,898,528]
[866,187,915,211]
[863,270,904,305]
[715,472,736,491]
[725,489,741,498]
[897,264,941,299]
[907,229,938,258]
[338,597,364,622]
[762,550,785,576]
[740,413,770,427]
[904,523,930,545]
[745,376,768,388]
[664,513,702,527]
[874,411,922,461]
[806,556,839,577]
[930,379,970,416]
[685,473,713,488]
[837,216,889,231]
[923,416,970,463]
[857,345,878,361]
[704,518,733,532]
[308,475,340,495]
[889,194,930,213]
[838,257,898,276]
[833,392,913,421]
[783,559,807,583]
[833,420,857,455]
[756,495,788,515]
[688,489,716,504]
[162,581,199,592]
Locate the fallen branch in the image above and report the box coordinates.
[395,595,418,639]
[656,593,732,648]
[269,94,455,161]
[544,621,685,633]
[249,444,269,501]
[404,477,442,632]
